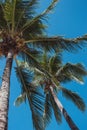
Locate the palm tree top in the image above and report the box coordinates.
[15,52,87,128]
[0,0,87,58]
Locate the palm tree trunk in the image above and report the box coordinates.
[0,50,13,130]
[49,86,79,130]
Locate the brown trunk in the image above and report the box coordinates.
[49,86,79,130]
[0,50,13,130]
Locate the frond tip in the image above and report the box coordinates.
[43,0,59,15]
[62,88,86,111]
[56,62,87,83]
[14,93,26,106]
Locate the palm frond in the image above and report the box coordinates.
[48,54,62,74]
[32,72,45,87]
[14,92,26,106]
[0,4,7,29]
[67,63,87,75]
[56,63,87,83]
[1,0,42,34]
[24,35,87,52]
[40,52,49,71]
[23,21,46,40]
[27,86,45,130]
[27,85,44,128]
[15,0,46,39]
[74,34,87,42]
[19,48,52,78]
[20,0,59,40]
[19,48,41,68]
[15,62,45,130]
[19,45,42,59]
[38,51,62,73]
[28,85,45,130]
[15,0,39,31]
[50,93,62,124]
[62,88,86,111]
[21,0,59,32]
[43,93,52,127]
[3,0,16,30]
[12,0,16,33]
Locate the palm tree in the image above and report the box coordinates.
[21,52,86,130]
[0,0,87,130]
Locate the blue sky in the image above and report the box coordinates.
[0,0,87,130]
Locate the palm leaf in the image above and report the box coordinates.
[12,0,16,33]
[20,49,42,68]
[27,86,45,130]
[20,0,59,40]
[14,92,26,106]
[56,63,87,83]
[19,45,42,59]
[21,0,59,32]
[32,73,45,87]
[66,63,87,75]
[19,48,52,78]
[40,52,49,71]
[50,93,62,124]
[15,62,45,130]
[62,88,86,111]
[43,93,52,127]
[15,0,39,31]
[3,0,16,30]
[48,54,62,74]
[23,20,46,40]
[24,35,87,52]
[0,4,7,29]
[27,85,45,130]
[1,0,43,34]
[38,51,62,73]
[15,0,46,39]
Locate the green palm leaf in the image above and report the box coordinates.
[48,54,62,74]
[24,35,87,52]
[3,0,17,32]
[3,1,14,23]
[43,93,52,127]
[19,45,41,68]
[14,92,26,106]
[50,93,62,124]
[19,49,52,78]
[28,85,45,130]
[62,88,86,111]
[21,0,59,32]
[40,52,49,71]
[15,62,45,130]
[15,0,39,31]
[19,45,42,60]
[0,4,7,29]
[56,63,87,83]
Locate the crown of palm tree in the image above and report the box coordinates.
[0,0,87,57]
[15,51,87,129]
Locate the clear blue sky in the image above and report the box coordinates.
[0,0,87,130]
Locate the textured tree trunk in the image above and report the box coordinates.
[49,86,79,130]
[0,50,13,130]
